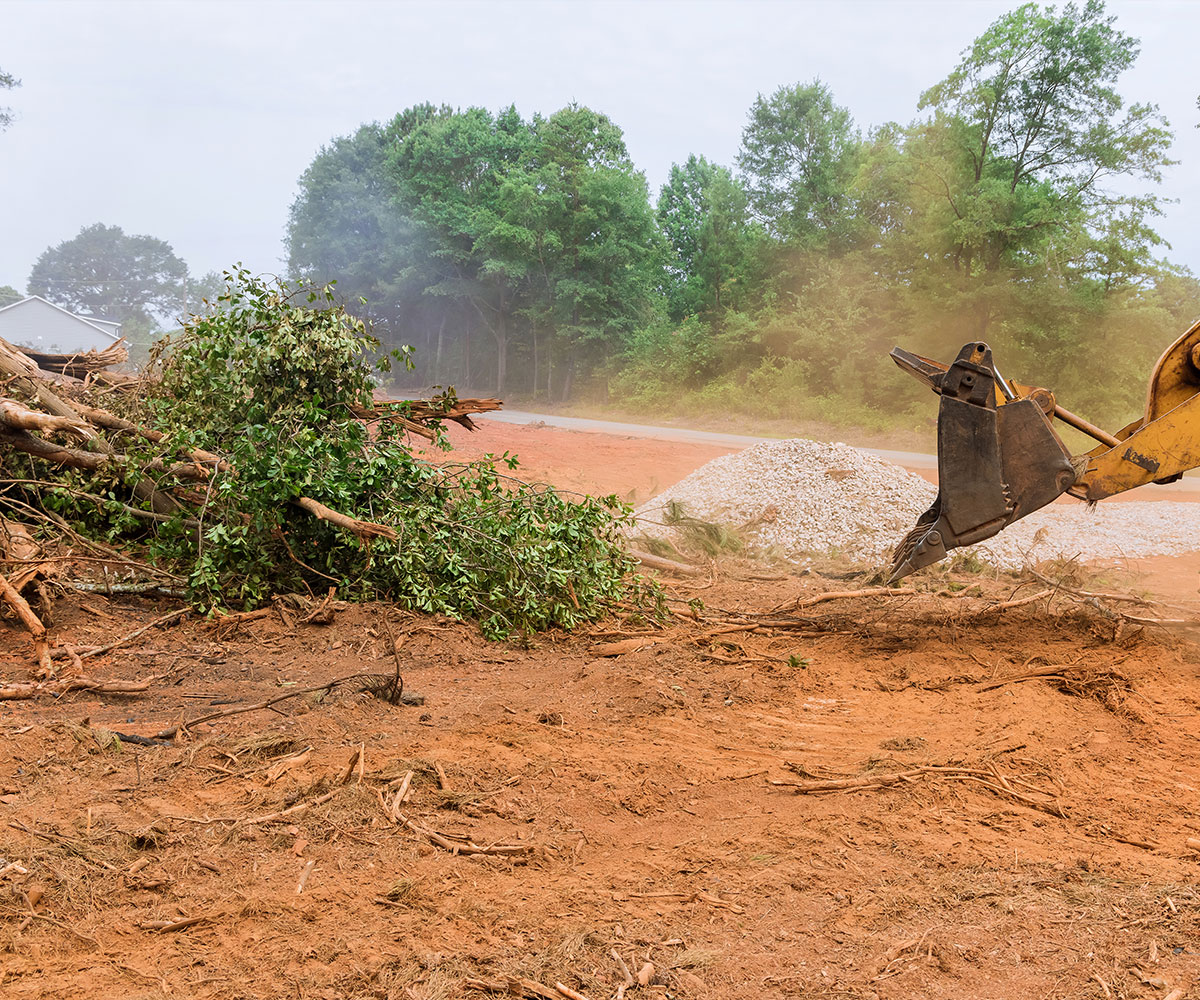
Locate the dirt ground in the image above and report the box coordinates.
[2,420,1200,1000]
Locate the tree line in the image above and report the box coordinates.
[9,2,1200,432]
[285,1,1199,428]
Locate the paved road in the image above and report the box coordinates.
[486,409,931,468]
[484,408,1200,493]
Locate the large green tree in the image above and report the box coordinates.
[905,0,1173,336]
[390,104,532,392]
[510,105,661,398]
[287,110,442,349]
[28,224,189,329]
[737,80,861,248]
[657,154,762,323]
[290,103,661,398]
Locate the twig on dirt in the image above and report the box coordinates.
[619,889,745,914]
[464,977,560,999]
[240,788,340,828]
[378,614,405,703]
[434,761,450,790]
[611,948,635,1000]
[152,669,399,740]
[626,548,702,577]
[978,667,1072,692]
[399,814,533,857]
[387,770,415,822]
[139,914,209,933]
[50,607,188,663]
[1023,568,1133,601]
[786,587,918,611]
[295,859,315,894]
[768,763,1066,818]
[7,820,121,870]
[0,907,102,946]
[555,984,592,1000]
[977,588,1053,613]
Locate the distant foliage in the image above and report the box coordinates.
[28,223,188,333]
[0,66,18,133]
[286,1,1199,432]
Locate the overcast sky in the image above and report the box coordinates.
[2,0,1198,294]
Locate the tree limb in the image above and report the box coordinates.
[294,496,398,541]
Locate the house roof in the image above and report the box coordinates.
[0,295,124,343]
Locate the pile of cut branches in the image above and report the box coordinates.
[0,271,640,667]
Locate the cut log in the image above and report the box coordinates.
[16,341,129,378]
[0,335,181,514]
[0,428,213,482]
[369,396,503,431]
[0,428,109,470]
[0,398,91,437]
[69,401,228,470]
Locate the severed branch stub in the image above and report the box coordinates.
[294,496,398,541]
[0,568,52,674]
[0,675,155,701]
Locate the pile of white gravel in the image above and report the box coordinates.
[634,437,1200,570]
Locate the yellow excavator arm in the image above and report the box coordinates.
[887,318,1200,582]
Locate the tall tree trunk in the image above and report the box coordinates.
[463,312,472,389]
[434,315,445,384]
[494,291,507,394]
[532,327,539,400]
[560,349,575,402]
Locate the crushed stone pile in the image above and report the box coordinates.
[635,437,1200,570]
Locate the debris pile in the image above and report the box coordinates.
[0,327,507,672]
[2,273,639,676]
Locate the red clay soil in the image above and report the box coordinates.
[439,418,1200,609]
[1,420,1199,1000]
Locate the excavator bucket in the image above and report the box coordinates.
[887,342,1079,582]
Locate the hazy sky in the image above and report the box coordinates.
[2,0,1198,293]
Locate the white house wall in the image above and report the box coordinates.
[0,298,117,353]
